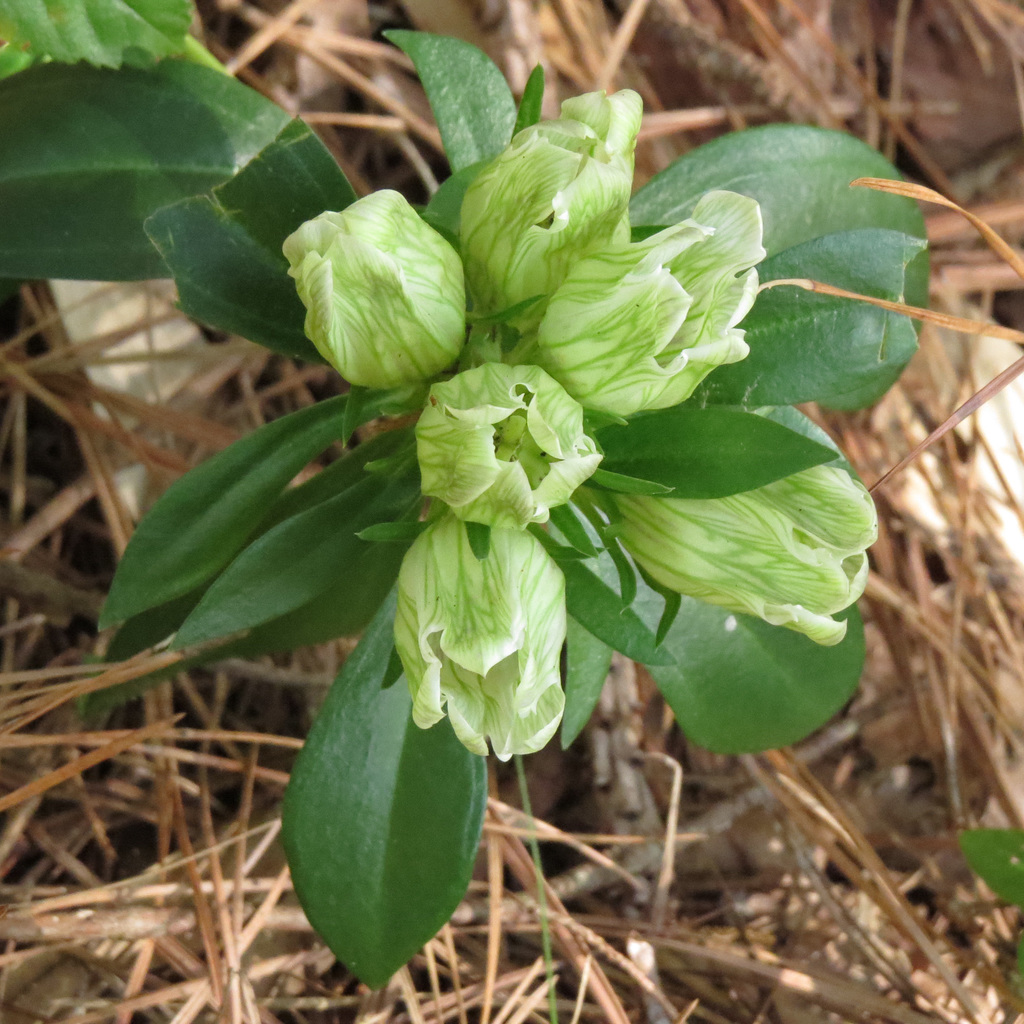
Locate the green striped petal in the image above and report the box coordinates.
[460,90,642,322]
[283,191,466,389]
[534,190,765,416]
[394,515,567,760]
[417,363,602,529]
[615,465,877,646]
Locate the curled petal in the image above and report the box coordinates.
[460,90,642,321]
[417,363,602,529]
[284,190,465,388]
[394,516,567,759]
[616,465,877,646]
[535,191,765,416]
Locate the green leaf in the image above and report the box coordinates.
[629,124,927,264]
[648,601,864,753]
[513,64,544,135]
[86,538,407,717]
[0,60,290,280]
[101,396,347,628]
[385,31,516,172]
[0,42,34,78]
[258,426,413,533]
[589,468,674,496]
[960,830,1024,909]
[357,521,428,544]
[698,229,925,410]
[465,521,491,560]
[105,588,204,661]
[174,469,421,648]
[420,161,485,243]
[147,118,356,361]
[596,406,837,498]
[559,558,673,666]
[283,593,487,988]
[101,428,413,667]
[548,505,597,558]
[561,617,613,748]
[0,0,192,68]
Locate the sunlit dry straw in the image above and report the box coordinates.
[759,277,1024,495]
[0,717,179,814]
[853,177,1024,282]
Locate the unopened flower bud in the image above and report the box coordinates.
[460,90,643,320]
[284,191,466,389]
[417,363,601,529]
[535,190,765,415]
[394,515,566,759]
[615,464,877,645]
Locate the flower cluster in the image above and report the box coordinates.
[284,90,878,759]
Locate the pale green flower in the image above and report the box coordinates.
[417,363,601,529]
[460,89,642,320]
[534,191,765,416]
[283,190,465,389]
[615,464,877,645]
[394,515,566,759]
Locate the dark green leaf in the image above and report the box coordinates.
[87,540,406,717]
[629,124,927,262]
[341,386,369,444]
[147,118,356,360]
[174,469,420,648]
[0,278,19,304]
[420,161,486,242]
[385,31,516,171]
[698,230,925,410]
[559,559,673,666]
[466,521,491,560]
[0,0,191,68]
[467,295,544,327]
[596,406,837,498]
[605,536,637,607]
[589,468,674,496]
[283,593,486,988]
[548,505,597,558]
[357,521,428,543]
[101,396,346,628]
[655,591,681,646]
[648,601,864,753]
[0,60,290,280]
[513,64,544,135]
[105,588,204,661]
[258,427,413,534]
[960,830,1024,909]
[560,617,612,748]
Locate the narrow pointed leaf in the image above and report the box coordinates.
[101,396,346,628]
[560,617,613,748]
[596,406,836,498]
[514,64,545,134]
[174,470,420,648]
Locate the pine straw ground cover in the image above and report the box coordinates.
[2,0,1024,1021]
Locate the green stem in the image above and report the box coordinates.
[183,35,229,74]
[514,754,559,1024]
